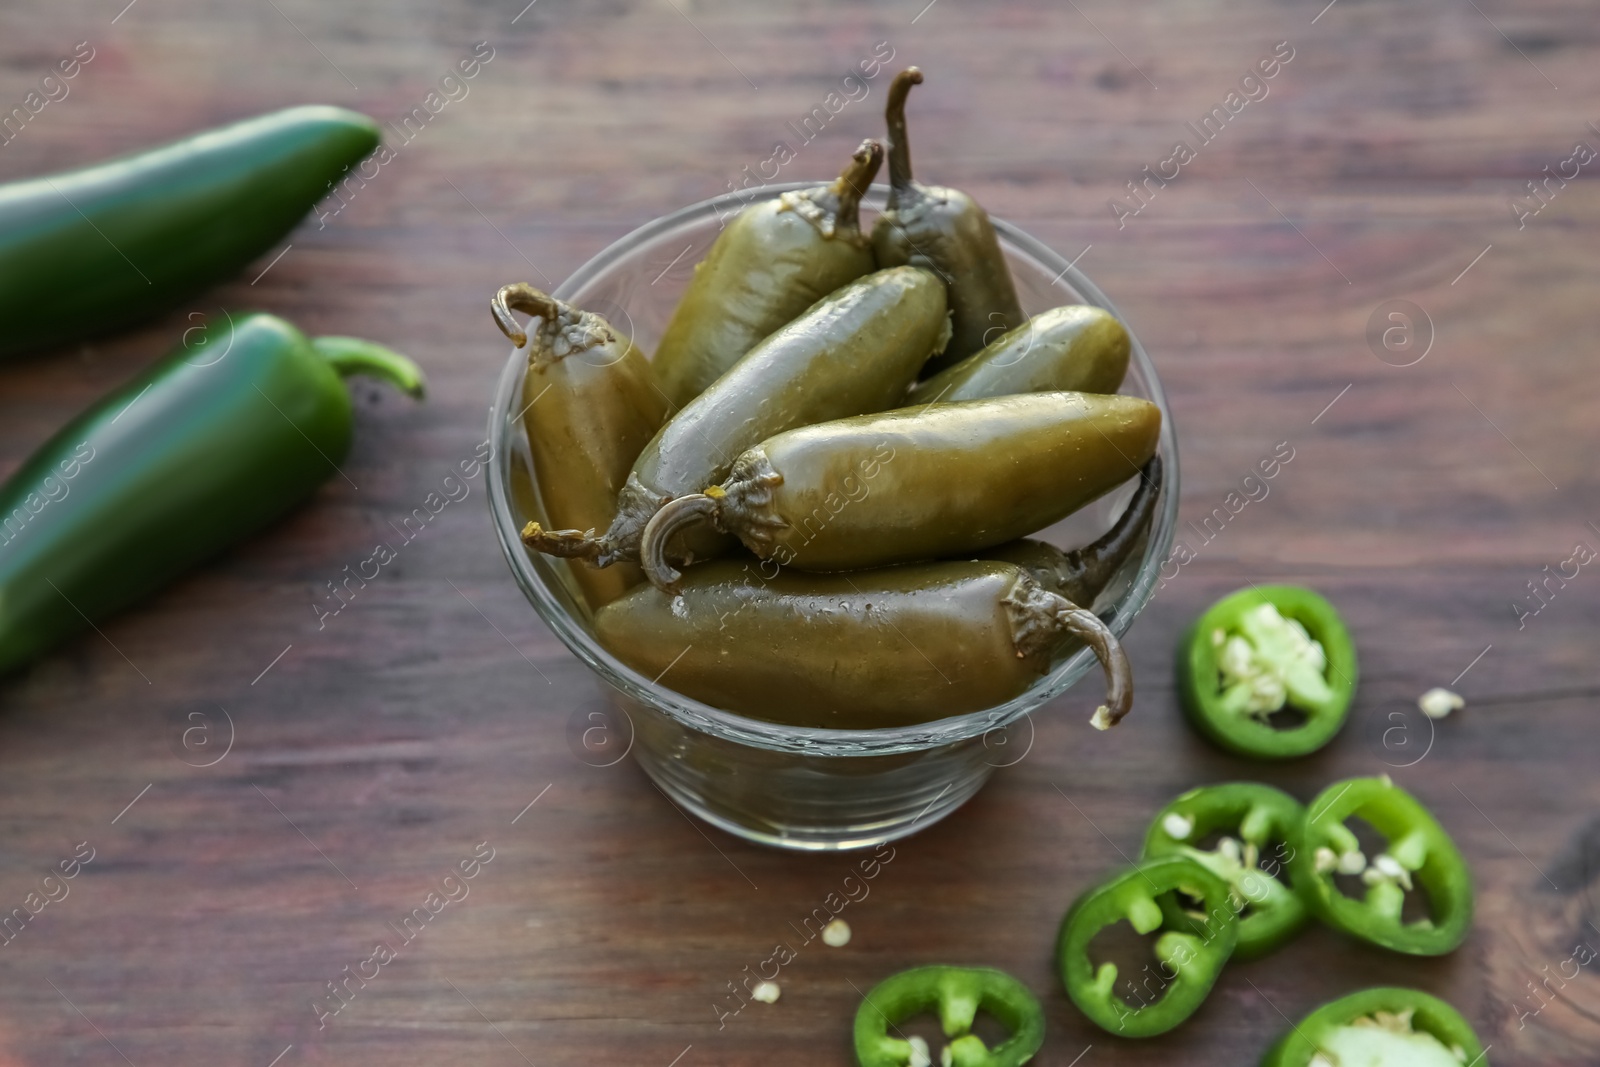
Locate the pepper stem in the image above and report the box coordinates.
[831,139,884,229]
[640,493,723,594]
[1044,592,1133,730]
[1068,455,1163,604]
[884,67,924,192]
[493,283,563,348]
[521,520,605,564]
[311,337,426,398]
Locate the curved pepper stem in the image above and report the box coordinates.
[640,493,723,593]
[492,282,563,349]
[1069,454,1163,605]
[521,520,607,564]
[883,67,923,193]
[831,138,884,229]
[1045,591,1132,729]
[311,336,426,398]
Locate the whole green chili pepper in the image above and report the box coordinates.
[983,455,1161,608]
[853,965,1045,1067]
[652,139,883,407]
[873,67,1023,372]
[1057,856,1238,1037]
[594,558,1131,730]
[492,283,668,608]
[523,266,949,569]
[1179,584,1358,759]
[1290,776,1473,956]
[639,391,1160,590]
[1261,987,1487,1067]
[1141,781,1309,960]
[0,313,423,675]
[0,106,381,360]
[906,305,1129,406]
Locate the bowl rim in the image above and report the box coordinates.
[486,180,1179,756]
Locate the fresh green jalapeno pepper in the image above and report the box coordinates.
[1141,782,1309,960]
[523,266,949,569]
[492,283,668,608]
[653,140,882,407]
[905,305,1129,406]
[1179,584,1358,759]
[873,68,1024,372]
[594,558,1131,730]
[853,965,1045,1067]
[1261,987,1487,1067]
[639,391,1160,590]
[1290,776,1473,956]
[0,106,382,360]
[0,313,423,675]
[983,456,1161,609]
[1057,855,1238,1037]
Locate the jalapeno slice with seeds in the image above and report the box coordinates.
[1142,782,1309,960]
[853,965,1044,1067]
[1179,585,1357,759]
[1261,986,1487,1066]
[1290,777,1473,956]
[1057,855,1238,1037]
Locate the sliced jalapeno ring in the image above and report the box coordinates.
[1141,781,1309,960]
[1290,776,1473,956]
[853,965,1045,1067]
[1179,584,1358,759]
[1057,855,1238,1037]
[1261,986,1487,1067]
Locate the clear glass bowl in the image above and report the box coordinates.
[486,183,1179,851]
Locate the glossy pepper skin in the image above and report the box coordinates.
[492,284,668,609]
[640,391,1160,589]
[1142,782,1309,960]
[1261,987,1486,1067]
[983,455,1162,610]
[594,558,1131,731]
[1179,584,1358,759]
[1057,856,1238,1038]
[652,140,882,407]
[0,314,424,675]
[872,68,1023,373]
[853,966,1045,1067]
[906,305,1129,406]
[0,106,381,360]
[523,266,949,568]
[1290,776,1473,956]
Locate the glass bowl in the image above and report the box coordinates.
[486,183,1179,851]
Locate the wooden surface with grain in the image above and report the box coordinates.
[1,1,1597,1064]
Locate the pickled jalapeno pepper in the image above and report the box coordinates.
[652,140,883,407]
[638,392,1160,590]
[523,266,949,569]
[594,558,1131,731]
[872,67,1024,372]
[983,455,1162,609]
[492,283,668,608]
[906,305,1130,406]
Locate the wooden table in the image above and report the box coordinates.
[2,1,1596,1063]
